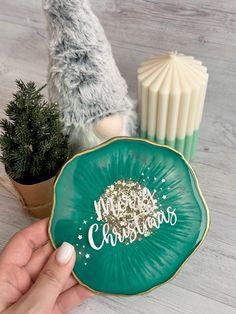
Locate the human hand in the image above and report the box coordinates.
[0,218,93,314]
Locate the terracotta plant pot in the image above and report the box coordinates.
[9,176,55,219]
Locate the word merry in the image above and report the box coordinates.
[94,185,156,221]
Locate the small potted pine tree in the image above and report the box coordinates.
[0,80,69,218]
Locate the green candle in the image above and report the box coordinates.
[138,52,209,160]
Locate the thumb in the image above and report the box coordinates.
[25,242,75,312]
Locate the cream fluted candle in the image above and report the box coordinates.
[138,52,208,160]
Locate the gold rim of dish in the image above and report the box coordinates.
[48,136,210,297]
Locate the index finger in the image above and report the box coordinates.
[0,218,49,266]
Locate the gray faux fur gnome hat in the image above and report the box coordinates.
[43,0,137,150]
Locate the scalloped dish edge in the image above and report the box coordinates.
[48,136,210,296]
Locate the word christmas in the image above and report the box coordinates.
[88,180,177,250]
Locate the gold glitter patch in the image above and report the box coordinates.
[95,180,159,242]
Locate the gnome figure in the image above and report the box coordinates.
[43,0,137,151]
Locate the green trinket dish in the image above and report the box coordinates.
[49,137,210,295]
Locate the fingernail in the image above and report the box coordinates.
[56,242,75,265]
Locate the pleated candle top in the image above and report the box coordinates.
[138,52,209,160]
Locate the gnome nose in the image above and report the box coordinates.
[94,115,125,140]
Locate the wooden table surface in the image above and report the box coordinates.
[0,1,235,313]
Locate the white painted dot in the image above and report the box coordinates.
[162,179,166,183]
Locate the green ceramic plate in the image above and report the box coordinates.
[49,137,209,295]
